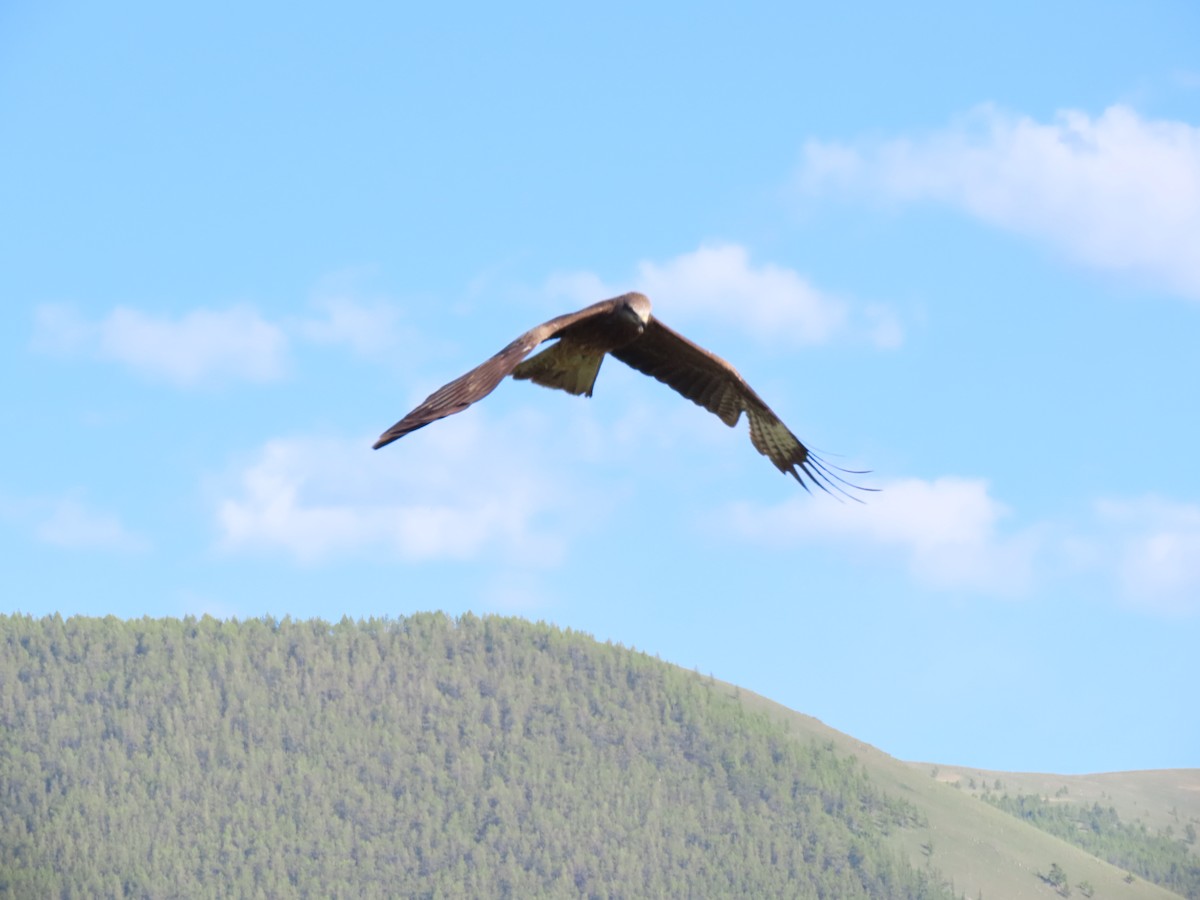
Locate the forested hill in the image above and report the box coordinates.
[1,612,951,898]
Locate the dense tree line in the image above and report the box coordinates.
[0,612,952,898]
[982,791,1200,898]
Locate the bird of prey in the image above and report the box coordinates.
[373,292,867,496]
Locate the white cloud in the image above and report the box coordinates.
[726,472,1200,612]
[33,497,147,552]
[728,476,1038,594]
[214,414,598,565]
[33,304,288,385]
[635,243,848,344]
[1093,497,1200,614]
[797,104,1200,299]
[545,243,898,347]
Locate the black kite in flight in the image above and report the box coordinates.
[373,293,868,496]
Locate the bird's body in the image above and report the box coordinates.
[373,292,866,496]
[510,293,650,397]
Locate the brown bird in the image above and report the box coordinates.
[373,292,868,496]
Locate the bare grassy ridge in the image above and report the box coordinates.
[919,765,1200,841]
[719,680,1197,899]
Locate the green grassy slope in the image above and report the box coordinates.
[715,681,1192,899]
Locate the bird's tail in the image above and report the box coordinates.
[511,341,604,397]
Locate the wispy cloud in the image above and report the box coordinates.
[1092,496,1200,615]
[175,591,243,621]
[797,104,1200,300]
[542,270,618,309]
[28,496,148,552]
[295,295,405,358]
[479,571,557,612]
[33,304,288,385]
[727,476,1038,594]
[214,414,600,565]
[32,293,412,385]
[30,304,93,355]
[545,242,899,347]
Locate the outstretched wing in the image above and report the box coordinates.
[611,319,869,497]
[372,299,620,449]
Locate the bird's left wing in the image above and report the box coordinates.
[372,300,620,449]
[611,318,867,496]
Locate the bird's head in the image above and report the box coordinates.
[618,292,652,328]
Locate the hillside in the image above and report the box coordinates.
[0,612,948,898]
[1,612,1193,899]
[913,763,1200,897]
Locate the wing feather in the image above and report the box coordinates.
[372,299,620,449]
[612,319,867,497]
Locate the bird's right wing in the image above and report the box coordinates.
[611,318,869,497]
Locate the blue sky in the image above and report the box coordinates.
[3,1,1198,774]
